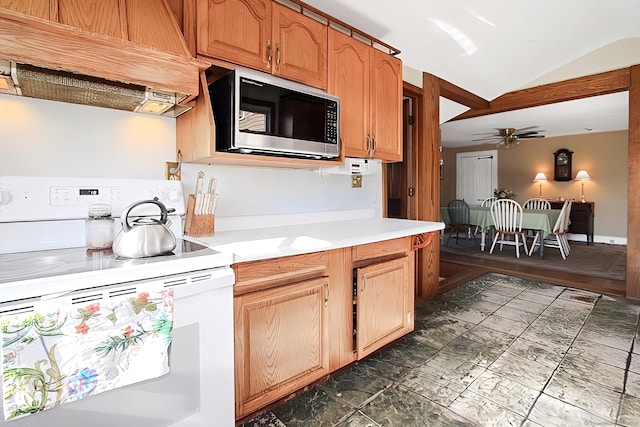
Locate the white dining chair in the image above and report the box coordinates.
[529,200,572,258]
[474,197,497,236]
[522,197,551,247]
[523,197,551,210]
[489,199,528,258]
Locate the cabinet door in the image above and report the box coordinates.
[370,48,403,162]
[355,256,413,359]
[197,0,271,71]
[272,2,327,89]
[328,29,370,159]
[234,277,330,419]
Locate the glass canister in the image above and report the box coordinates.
[86,203,115,250]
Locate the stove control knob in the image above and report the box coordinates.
[0,190,12,205]
[167,189,181,202]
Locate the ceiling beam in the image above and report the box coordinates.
[451,67,631,121]
[437,77,490,110]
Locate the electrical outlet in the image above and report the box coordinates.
[166,162,180,180]
[351,174,362,188]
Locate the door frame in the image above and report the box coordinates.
[383,82,422,219]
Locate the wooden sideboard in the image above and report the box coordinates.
[550,201,595,244]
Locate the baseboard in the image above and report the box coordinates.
[567,234,627,245]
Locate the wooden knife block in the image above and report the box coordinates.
[184,194,214,237]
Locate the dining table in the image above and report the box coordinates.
[440,205,563,258]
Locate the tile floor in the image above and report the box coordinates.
[240,273,640,427]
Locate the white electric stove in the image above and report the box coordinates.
[0,176,236,426]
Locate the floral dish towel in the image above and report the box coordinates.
[1,287,174,421]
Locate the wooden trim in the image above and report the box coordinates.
[291,0,400,55]
[628,64,640,300]
[438,77,490,110]
[453,68,631,120]
[418,73,440,222]
[414,72,441,301]
[403,80,422,98]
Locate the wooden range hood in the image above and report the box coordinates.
[0,2,209,115]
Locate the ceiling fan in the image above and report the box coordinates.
[472,126,545,148]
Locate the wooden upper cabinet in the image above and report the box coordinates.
[328,28,402,161]
[271,2,326,89]
[196,0,327,89]
[370,48,402,162]
[328,29,370,159]
[196,0,271,72]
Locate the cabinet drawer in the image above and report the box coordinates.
[352,236,411,263]
[234,251,329,295]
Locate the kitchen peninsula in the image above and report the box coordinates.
[189,215,443,421]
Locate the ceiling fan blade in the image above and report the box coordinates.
[472,131,501,136]
[514,126,540,132]
[471,136,503,142]
[521,135,545,139]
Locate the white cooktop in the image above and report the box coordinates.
[0,240,233,302]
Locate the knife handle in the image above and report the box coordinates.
[195,171,205,194]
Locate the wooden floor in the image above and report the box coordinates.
[439,250,626,297]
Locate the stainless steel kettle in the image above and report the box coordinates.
[112,199,177,258]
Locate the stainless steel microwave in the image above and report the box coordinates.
[208,69,340,159]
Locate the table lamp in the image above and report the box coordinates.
[533,172,548,197]
[575,170,591,203]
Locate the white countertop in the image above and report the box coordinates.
[188,217,444,263]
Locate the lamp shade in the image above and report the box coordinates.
[575,170,591,181]
[533,172,548,182]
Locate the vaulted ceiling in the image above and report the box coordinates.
[303,0,640,147]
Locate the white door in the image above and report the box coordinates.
[456,150,497,204]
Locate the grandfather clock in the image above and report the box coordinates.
[553,149,573,181]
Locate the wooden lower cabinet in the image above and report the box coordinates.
[234,276,330,419]
[233,237,416,420]
[355,256,413,359]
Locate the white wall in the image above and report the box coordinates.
[0,94,383,224]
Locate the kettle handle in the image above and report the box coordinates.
[121,198,169,232]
